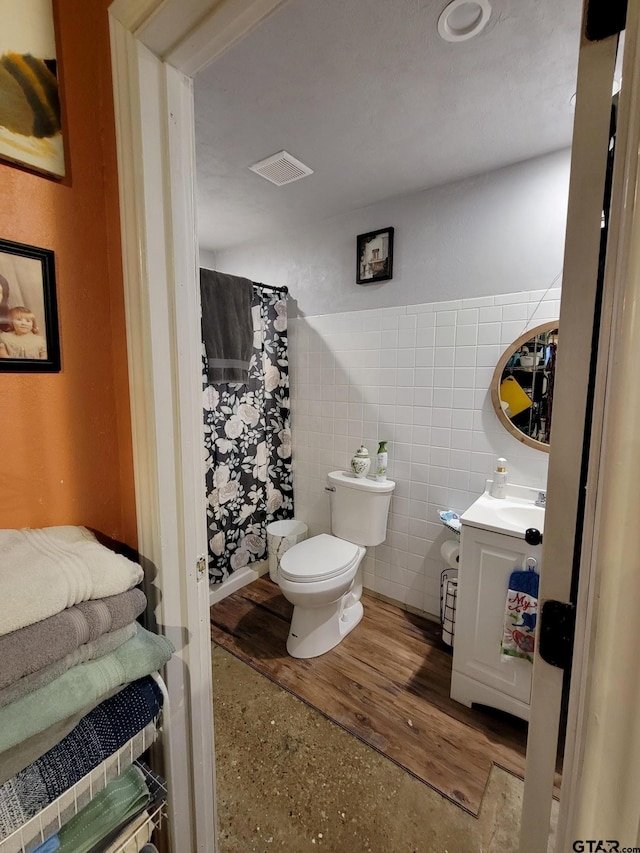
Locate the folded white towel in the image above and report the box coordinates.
[0,527,144,637]
[39,525,98,544]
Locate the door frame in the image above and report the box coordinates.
[107,1,640,850]
[554,2,640,846]
[108,2,287,851]
[519,14,620,852]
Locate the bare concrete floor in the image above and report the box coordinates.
[212,644,540,853]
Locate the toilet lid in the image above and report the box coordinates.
[279,534,360,583]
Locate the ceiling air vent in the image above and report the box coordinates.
[249,150,313,186]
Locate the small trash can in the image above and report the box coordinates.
[267,519,308,582]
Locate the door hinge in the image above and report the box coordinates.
[538,600,576,670]
[196,555,207,581]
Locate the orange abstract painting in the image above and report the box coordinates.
[0,0,64,178]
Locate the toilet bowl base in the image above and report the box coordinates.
[339,598,363,634]
[286,596,364,659]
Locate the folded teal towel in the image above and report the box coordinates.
[0,626,173,753]
[56,765,150,853]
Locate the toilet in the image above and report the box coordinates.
[278,470,395,658]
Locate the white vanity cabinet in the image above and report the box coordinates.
[450,523,542,722]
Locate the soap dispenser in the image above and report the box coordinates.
[490,458,508,499]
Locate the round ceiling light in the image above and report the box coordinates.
[438,0,492,42]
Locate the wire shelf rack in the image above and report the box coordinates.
[1,675,168,853]
[104,799,166,853]
[101,763,168,853]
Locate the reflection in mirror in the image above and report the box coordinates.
[491,322,559,452]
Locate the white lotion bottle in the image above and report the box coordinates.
[490,457,508,499]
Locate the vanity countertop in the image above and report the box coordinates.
[461,482,545,539]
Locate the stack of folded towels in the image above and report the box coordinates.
[0,526,174,853]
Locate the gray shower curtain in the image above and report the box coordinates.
[203,284,294,583]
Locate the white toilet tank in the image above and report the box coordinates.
[327,470,395,546]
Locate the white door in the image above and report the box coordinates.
[520,2,629,850]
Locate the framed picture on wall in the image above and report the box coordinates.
[0,238,60,372]
[0,0,65,178]
[357,226,394,284]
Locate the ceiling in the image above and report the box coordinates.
[194,0,582,253]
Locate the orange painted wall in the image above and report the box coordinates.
[0,0,137,547]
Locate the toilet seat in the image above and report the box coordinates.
[279,533,360,583]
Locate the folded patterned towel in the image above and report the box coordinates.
[0,588,146,690]
[0,622,136,708]
[0,527,144,637]
[0,688,122,786]
[0,626,173,754]
[56,765,151,853]
[94,763,165,853]
[0,677,163,841]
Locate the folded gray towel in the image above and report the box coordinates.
[0,588,146,690]
[200,269,254,383]
[0,626,174,754]
[0,623,136,708]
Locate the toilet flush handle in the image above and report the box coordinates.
[325,486,336,492]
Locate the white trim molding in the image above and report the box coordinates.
[108,2,290,850]
[520,21,619,853]
[167,0,290,76]
[209,561,269,606]
[111,11,216,853]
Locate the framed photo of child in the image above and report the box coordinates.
[0,238,60,372]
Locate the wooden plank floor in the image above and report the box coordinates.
[210,577,559,817]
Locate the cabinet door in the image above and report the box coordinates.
[453,526,541,704]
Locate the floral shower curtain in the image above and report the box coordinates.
[203,285,294,582]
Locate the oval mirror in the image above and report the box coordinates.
[490,322,559,452]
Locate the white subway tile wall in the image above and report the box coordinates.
[288,289,560,618]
